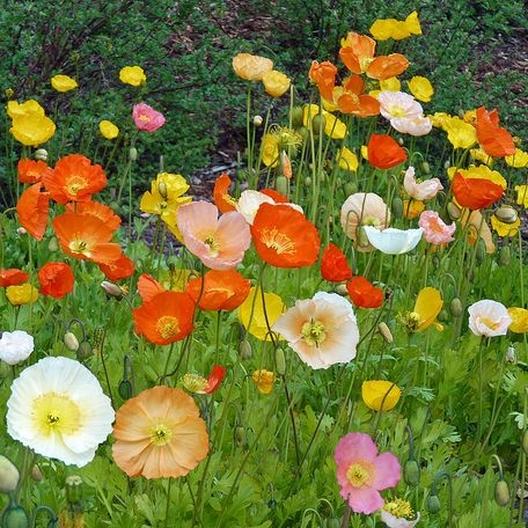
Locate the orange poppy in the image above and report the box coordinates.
[335,75,380,117]
[186,269,250,311]
[38,262,74,299]
[52,212,122,265]
[16,183,50,240]
[251,203,320,268]
[137,273,165,302]
[43,154,107,204]
[17,158,53,184]
[260,188,288,202]
[0,269,29,287]
[112,386,209,479]
[309,60,338,101]
[66,200,121,232]
[99,253,135,281]
[452,172,504,210]
[339,32,409,80]
[367,134,407,169]
[475,106,515,158]
[320,243,352,282]
[346,276,384,308]
[133,291,195,345]
[213,173,237,213]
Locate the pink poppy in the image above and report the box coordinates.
[403,166,443,201]
[177,201,251,270]
[418,210,456,245]
[132,103,166,132]
[335,432,400,514]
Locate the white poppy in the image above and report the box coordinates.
[378,91,423,122]
[236,190,303,225]
[381,510,420,528]
[0,330,34,365]
[391,115,432,136]
[468,300,512,337]
[7,356,115,467]
[363,226,423,255]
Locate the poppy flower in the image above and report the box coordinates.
[411,287,444,332]
[309,60,338,101]
[53,212,122,265]
[6,283,39,305]
[133,291,195,345]
[112,386,208,479]
[66,201,121,232]
[137,273,165,302]
[132,103,166,133]
[99,253,135,282]
[251,204,320,268]
[335,75,380,117]
[361,380,401,411]
[51,74,78,92]
[119,65,147,87]
[43,154,107,204]
[468,299,511,337]
[362,226,423,255]
[262,70,290,97]
[321,243,352,282]
[38,262,74,299]
[10,114,56,147]
[252,369,276,394]
[367,134,407,169]
[0,269,29,288]
[182,364,227,394]
[346,276,384,308]
[186,269,250,311]
[403,166,443,201]
[238,287,285,341]
[232,53,273,81]
[452,172,503,210]
[213,173,237,213]
[475,107,515,158]
[16,183,50,240]
[17,158,52,184]
[260,188,288,203]
[418,211,456,245]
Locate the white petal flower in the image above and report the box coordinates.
[7,356,115,467]
[391,115,432,136]
[236,190,303,225]
[272,291,359,369]
[467,300,512,337]
[0,330,34,365]
[363,226,423,255]
[381,510,420,528]
[378,91,423,121]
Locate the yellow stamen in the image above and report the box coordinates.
[156,315,180,340]
[33,392,82,436]
[260,227,295,255]
[346,462,374,488]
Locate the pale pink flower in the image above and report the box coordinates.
[334,432,401,514]
[273,292,359,369]
[391,115,432,136]
[418,211,456,245]
[378,92,423,121]
[403,167,443,201]
[381,509,420,528]
[468,300,512,337]
[177,201,250,270]
[132,103,166,132]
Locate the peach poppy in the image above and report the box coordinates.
[335,75,380,117]
[53,212,122,265]
[367,134,407,169]
[309,61,338,101]
[213,173,237,213]
[17,158,52,184]
[43,154,107,204]
[186,269,250,311]
[38,262,74,299]
[452,172,503,210]
[99,253,135,281]
[112,386,208,479]
[16,183,50,240]
[251,203,320,268]
[0,269,29,287]
[177,201,251,271]
[137,273,165,302]
[66,201,121,232]
[320,243,353,282]
[475,107,515,158]
[133,291,195,345]
[346,276,384,308]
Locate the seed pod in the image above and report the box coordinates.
[31,464,43,482]
[499,246,511,267]
[34,148,48,162]
[404,459,420,486]
[276,176,288,196]
[0,455,20,493]
[494,479,510,507]
[275,348,286,375]
[253,115,263,127]
[522,430,528,455]
[2,506,29,528]
[377,322,393,344]
[450,298,463,317]
[64,332,80,352]
[239,339,252,360]
[312,114,326,134]
[76,341,93,360]
[344,182,356,196]
[495,205,518,224]
[447,202,461,220]
[65,475,83,505]
[291,106,304,128]
[392,197,404,218]
[426,494,441,514]
[129,147,138,162]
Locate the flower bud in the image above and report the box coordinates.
[76,341,93,360]
[275,348,286,376]
[118,379,133,400]
[304,176,312,186]
[63,332,80,352]
[100,280,124,299]
[343,182,357,196]
[422,161,431,174]
[447,202,461,220]
[65,475,83,505]
[335,283,348,296]
[0,455,20,494]
[438,309,449,322]
[291,106,304,128]
[495,205,518,224]
[311,114,326,134]
[253,115,263,127]
[31,464,43,482]
[34,148,48,162]
[426,494,441,514]
[2,506,29,528]
[16,227,27,236]
[404,459,420,487]
[47,236,59,252]
[476,239,486,264]
[239,339,252,359]
[129,147,138,162]
[392,197,404,218]
[377,322,393,344]
[499,246,511,267]
[276,175,288,196]
[450,298,463,317]
[494,479,510,507]
[235,426,246,446]
[506,345,517,364]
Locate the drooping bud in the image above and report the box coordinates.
[64,332,80,352]
[65,475,83,505]
[239,339,252,360]
[494,479,510,507]
[311,114,326,134]
[253,115,263,127]
[34,148,48,162]
[447,202,461,220]
[276,175,288,196]
[31,465,43,482]
[100,280,124,299]
[506,345,517,364]
[0,455,20,494]
[426,493,441,514]
[499,246,511,267]
[422,161,431,174]
[76,341,93,361]
[47,236,59,252]
[291,106,304,128]
[129,147,138,162]
[392,196,404,218]
[377,322,393,344]
[404,459,420,487]
[275,348,286,376]
[450,298,463,317]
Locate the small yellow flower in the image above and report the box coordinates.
[51,74,78,93]
[362,380,401,411]
[505,149,528,168]
[6,283,39,305]
[262,70,290,97]
[491,215,520,237]
[469,148,493,166]
[7,99,45,119]
[239,287,284,341]
[413,287,443,331]
[369,11,421,41]
[403,199,425,219]
[407,76,434,102]
[251,369,276,394]
[10,114,56,147]
[443,117,477,149]
[232,53,273,81]
[515,185,528,208]
[380,77,401,92]
[447,165,507,189]
[508,308,528,334]
[119,65,147,87]
[99,120,119,140]
[337,147,358,172]
[261,133,280,168]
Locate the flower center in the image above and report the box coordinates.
[479,316,500,331]
[383,498,414,519]
[69,239,89,256]
[300,319,327,347]
[156,315,180,340]
[203,235,220,257]
[346,461,374,488]
[33,392,82,437]
[66,177,88,197]
[359,56,374,72]
[139,114,150,122]
[182,373,208,394]
[389,105,407,118]
[150,423,173,446]
[260,227,295,255]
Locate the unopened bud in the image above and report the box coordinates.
[48,237,59,252]
[343,182,356,196]
[426,494,441,514]
[76,341,93,360]
[31,464,43,482]
[404,459,420,486]
[450,298,463,317]
[276,175,288,195]
[64,332,80,352]
[129,147,138,162]
[495,205,518,224]
[506,345,517,364]
[304,176,312,186]
[34,148,48,162]
[253,115,263,127]
[494,479,510,507]
[438,309,449,322]
[291,106,304,128]
[447,202,461,220]
[65,475,83,505]
[100,280,124,299]
[398,137,404,145]
[275,348,286,375]
[422,161,431,174]
[392,197,404,218]
[377,322,393,344]
[1,506,29,528]
[16,227,27,236]
[118,380,133,400]
[311,114,325,134]
[239,339,252,359]
[235,426,246,446]
[0,455,20,493]
[499,246,511,266]
[335,283,348,296]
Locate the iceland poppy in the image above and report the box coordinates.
[452,172,503,210]
[475,106,515,158]
[0,269,29,288]
[346,276,384,308]
[367,134,407,169]
[320,243,353,282]
[38,262,75,299]
[16,183,50,240]
[213,173,237,213]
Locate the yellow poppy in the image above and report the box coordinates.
[505,149,528,168]
[443,117,477,149]
[403,199,425,219]
[239,287,284,341]
[337,147,359,172]
[232,53,273,81]
[251,369,276,394]
[6,283,39,305]
[515,185,528,208]
[469,148,493,166]
[508,308,528,334]
[362,380,401,411]
[413,287,443,331]
[407,76,434,102]
[99,120,119,140]
[51,74,78,92]
[7,99,45,119]
[262,70,290,97]
[491,215,520,237]
[380,77,401,91]
[10,114,56,146]
[119,65,146,87]
[369,11,421,41]
[261,133,280,167]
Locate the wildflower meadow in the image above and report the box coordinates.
[1,4,528,528]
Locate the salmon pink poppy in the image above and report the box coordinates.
[367,134,407,169]
[309,60,337,101]
[321,243,352,282]
[251,203,320,268]
[452,172,503,210]
[418,211,456,245]
[38,262,74,299]
[186,269,250,311]
[66,201,121,232]
[346,276,384,308]
[475,106,515,158]
[43,154,107,204]
[17,158,52,184]
[132,102,166,133]
[99,253,135,281]
[16,183,50,240]
[213,173,237,213]
[0,269,29,287]
[133,291,195,345]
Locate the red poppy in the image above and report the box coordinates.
[16,183,50,240]
[99,253,135,281]
[137,273,165,302]
[309,60,337,101]
[43,154,107,204]
[17,159,53,184]
[66,201,121,232]
[251,203,320,268]
[260,188,288,203]
[321,243,352,282]
[133,291,195,345]
[367,134,407,169]
[0,269,29,287]
[186,269,250,311]
[452,172,504,210]
[204,365,226,394]
[38,262,74,299]
[346,276,384,308]
[213,173,237,213]
[475,106,515,158]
